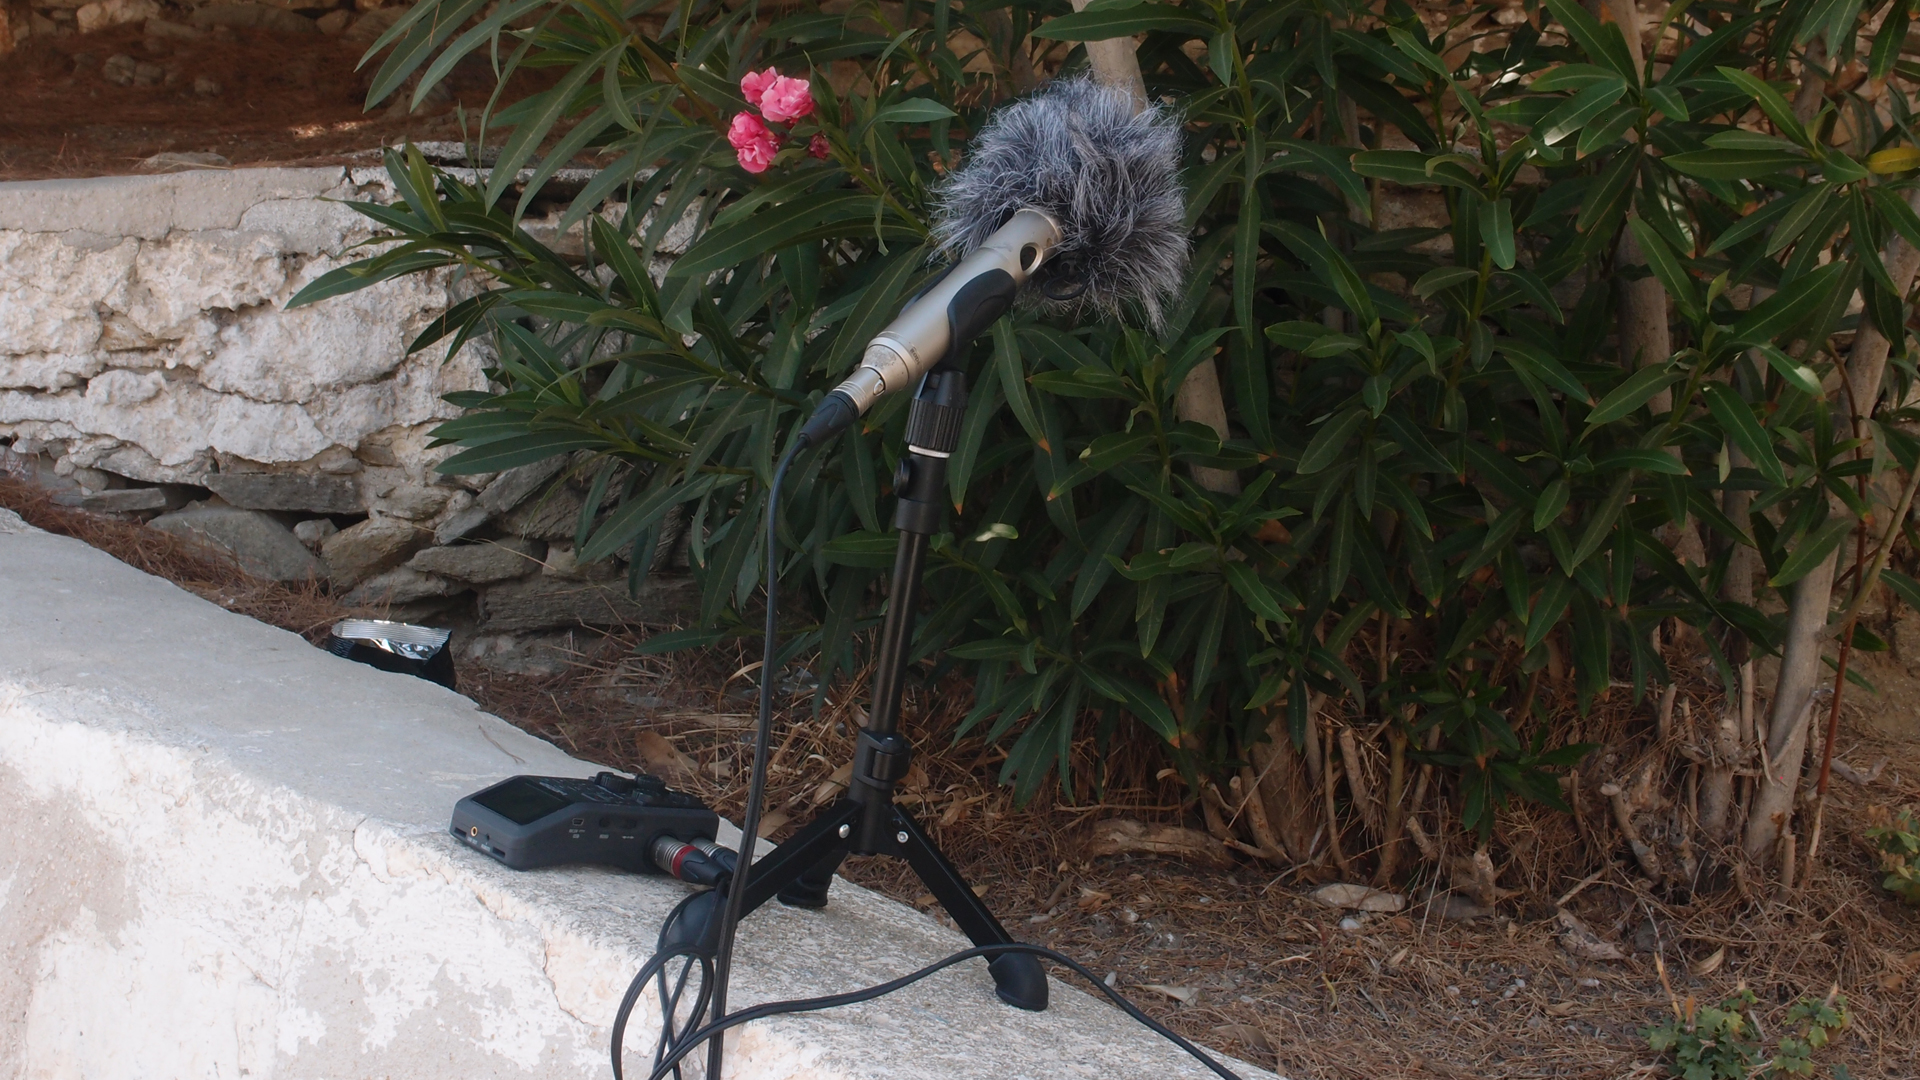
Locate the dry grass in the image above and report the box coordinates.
[470,631,1920,1080]
[9,476,1916,1079]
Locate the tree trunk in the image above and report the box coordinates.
[1743,559,1831,860]
[1248,710,1322,862]
[1068,0,1147,111]
[1742,186,1920,861]
[1066,0,1240,496]
[1701,445,1754,842]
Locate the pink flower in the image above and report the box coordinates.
[740,67,779,107]
[808,134,830,160]
[758,75,815,124]
[728,112,779,174]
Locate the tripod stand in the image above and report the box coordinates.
[666,364,1048,1014]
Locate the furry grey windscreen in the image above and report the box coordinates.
[932,77,1189,329]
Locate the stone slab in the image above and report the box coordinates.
[477,573,698,633]
[0,168,344,239]
[204,470,364,514]
[408,538,541,583]
[50,486,170,512]
[0,517,1275,1080]
[148,503,327,581]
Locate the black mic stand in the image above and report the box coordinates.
[667,364,1050,1015]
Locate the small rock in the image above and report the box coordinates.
[70,52,98,73]
[1337,916,1364,932]
[434,458,567,543]
[406,538,539,584]
[1083,818,1235,870]
[343,566,457,606]
[60,465,114,490]
[144,17,206,41]
[131,60,165,87]
[314,8,349,33]
[188,2,318,34]
[52,488,169,513]
[148,506,325,582]
[192,75,221,97]
[321,516,428,588]
[1555,909,1627,962]
[433,504,489,546]
[205,471,360,514]
[1141,984,1198,1005]
[101,53,137,85]
[1310,883,1407,913]
[137,151,231,173]
[292,518,338,550]
[370,483,449,521]
[310,446,362,475]
[76,0,160,34]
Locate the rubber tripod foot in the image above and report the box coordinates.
[988,952,1048,1011]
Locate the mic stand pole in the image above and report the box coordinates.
[668,364,1050,1016]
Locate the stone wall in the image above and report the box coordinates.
[0,166,692,659]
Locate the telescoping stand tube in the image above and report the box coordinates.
[666,367,1049,1021]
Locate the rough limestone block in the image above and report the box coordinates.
[477,574,697,633]
[74,0,158,33]
[204,471,363,514]
[123,229,287,343]
[0,231,138,370]
[498,484,586,542]
[237,196,372,256]
[368,482,451,521]
[0,523,1270,1080]
[148,504,326,581]
[51,487,170,513]
[0,169,342,240]
[321,515,428,588]
[342,566,459,606]
[0,375,334,468]
[435,459,568,544]
[407,538,541,584]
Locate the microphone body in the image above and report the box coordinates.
[798,209,1061,446]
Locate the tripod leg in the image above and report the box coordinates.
[735,799,861,914]
[776,846,849,909]
[889,806,1048,1011]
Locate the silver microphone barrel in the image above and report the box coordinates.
[798,209,1061,445]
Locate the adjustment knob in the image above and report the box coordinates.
[593,771,638,796]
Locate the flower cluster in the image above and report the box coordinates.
[727,68,829,174]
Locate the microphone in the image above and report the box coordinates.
[797,76,1188,446]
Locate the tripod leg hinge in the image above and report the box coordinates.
[852,730,912,788]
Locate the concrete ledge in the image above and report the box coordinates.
[0,168,348,239]
[0,513,1270,1079]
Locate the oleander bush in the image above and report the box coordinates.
[297,0,1920,885]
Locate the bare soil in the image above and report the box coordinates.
[5,477,1918,1080]
[0,25,518,181]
